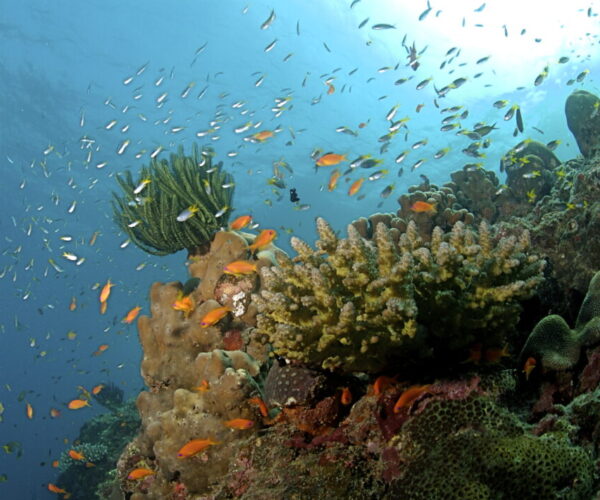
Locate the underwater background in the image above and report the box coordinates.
[1,0,600,498]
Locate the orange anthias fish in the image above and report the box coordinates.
[248,397,269,417]
[69,296,77,311]
[68,450,85,461]
[327,82,335,95]
[248,229,277,252]
[316,153,347,167]
[93,344,109,356]
[252,130,274,142]
[348,178,365,196]
[340,387,352,405]
[372,375,397,396]
[483,344,510,364]
[48,483,68,494]
[92,384,105,395]
[26,402,33,419]
[523,356,537,380]
[192,379,210,392]
[177,438,220,459]
[172,295,195,318]
[50,408,61,418]
[200,306,232,328]
[393,384,432,414]
[230,215,253,230]
[410,201,437,213]
[223,260,257,276]
[68,399,91,410]
[224,418,255,430]
[128,467,156,480]
[327,169,341,191]
[99,279,115,303]
[122,306,142,324]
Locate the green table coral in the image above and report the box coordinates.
[112,144,234,255]
[253,217,545,374]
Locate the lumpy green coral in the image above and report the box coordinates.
[520,270,600,370]
[253,217,545,374]
[112,144,234,255]
[390,397,595,499]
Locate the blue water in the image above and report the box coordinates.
[0,0,597,497]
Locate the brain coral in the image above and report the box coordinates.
[253,217,545,374]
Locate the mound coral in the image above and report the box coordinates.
[112,144,234,256]
[253,217,545,374]
[520,270,600,371]
[565,89,600,158]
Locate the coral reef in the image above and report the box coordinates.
[253,216,544,374]
[565,89,600,158]
[112,144,234,256]
[55,400,140,500]
[520,271,600,371]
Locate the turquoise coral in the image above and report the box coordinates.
[112,144,233,256]
[253,217,545,374]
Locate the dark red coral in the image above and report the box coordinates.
[222,329,244,351]
[578,345,600,393]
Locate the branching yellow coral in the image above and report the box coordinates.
[253,218,545,374]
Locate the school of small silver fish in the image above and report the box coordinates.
[0,0,598,492]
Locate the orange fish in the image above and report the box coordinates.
[89,231,100,246]
[68,399,90,410]
[463,343,482,365]
[393,384,432,414]
[172,295,195,318]
[99,301,108,315]
[252,130,274,142]
[122,306,142,324]
[99,279,115,303]
[410,201,436,213]
[200,306,231,328]
[192,379,210,392]
[224,418,255,430]
[372,375,397,396]
[69,296,77,311]
[316,153,347,167]
[177,438,220,458]
[93,344,109,356]
[223,260,257,276]
[50,408,61,418]
[128,467,156,480]
[230,215,253,230]
[92,384,104,395]
[483,344,510,364]
[340,387,352,405]
[348,178,364,196]
[52,460,60,468]
[248,396,269,418]
[48,483,68,494]
[248,229,277,252]
[523,356,536,380]
[26,402,33,419]
[327,169,341,191]
[358,121,369,129]
[327,83,335,94]
[68,449,85,461]
[85,462,96,468]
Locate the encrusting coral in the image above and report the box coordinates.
[112,144,234,256]
[520,270,600,371]
[253,216,545,374]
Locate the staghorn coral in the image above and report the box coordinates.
[520,270,600,371]
[112,144,234,256]
[253,217,545,374]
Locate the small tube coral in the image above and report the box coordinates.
[253,218,545,374]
